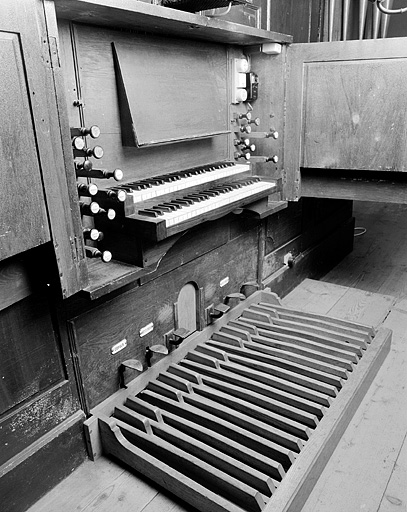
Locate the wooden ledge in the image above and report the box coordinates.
[53,0,293,46]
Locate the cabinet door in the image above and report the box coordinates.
[0,0,88,297]
[284,37,407,200]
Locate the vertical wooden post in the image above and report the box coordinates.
[328,0,336,41]
[372,1,381,38]
[359,0,368,38]
[342,0,351,39]
[380,0,394,37]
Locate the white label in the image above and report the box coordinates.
[139,322,154,337]
[220,277,229,288]
[111,338,127,355]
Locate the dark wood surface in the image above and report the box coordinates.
[53,0,293,45]
[112,38,228,147]
[60,22,230,187]
[0,412,87,512]
[0,0,88,297]
[70,227,259,409]
[301,171,407,203]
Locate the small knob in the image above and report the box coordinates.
[77,183,98,197]
[72,137,85,151]
[234,151,251,161]
[71,125,100,139]
[95,189,127,203]
[248,117,261,126]
[99,208,116,220]
[73,145,104,159]
[79,200,100,216]
[83,227,103,242]
[240,124,252,134]
[85,246,112,262]
[75,160,93,173]
[269,130,279,140]
[238,112,252,121]
[270,155,279,163]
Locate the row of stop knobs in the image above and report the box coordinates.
[72,125,126,263]
[233,111,279,163]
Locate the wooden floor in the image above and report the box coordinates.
[28,201,407,512]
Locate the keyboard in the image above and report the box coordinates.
[114,162,250,204]
[124,177,277,241]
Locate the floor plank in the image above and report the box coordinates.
[378,431,407,512]
[300,308,407,512]
[282,279,349,314]
[326,287,395,328]
[28,458,160,512]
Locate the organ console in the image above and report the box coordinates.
[2,1,403,510]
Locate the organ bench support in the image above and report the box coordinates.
[84,289,391,512]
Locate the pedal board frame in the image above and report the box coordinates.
[84,289,391,512]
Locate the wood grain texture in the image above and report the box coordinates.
[112,39,227,146]
[0,412,86,512]
[302,59,407,171]
[70,228,259,409]
[0,31,50,260]
[53,0,292,45]
[284,37,407,199]
[301,310,405,512]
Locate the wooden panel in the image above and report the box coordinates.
[302,58,407,171]
[70,228,259,409]
[0,258,35,312]
[269,0,313,42]
[66,24,229,186]
[0,0,88,297]
[0,32,50,260]
[284,37,407,200]
[0,413,87,512]
[112,37,228,147]
[53,0,293,46]
[0,293,65,418]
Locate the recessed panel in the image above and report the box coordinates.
[0,33,49,261]
[302,58,407,171]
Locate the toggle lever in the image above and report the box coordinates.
[119,359,143,388]
[209,303,230,320]
[224,293,246,308]
[145,344,169,367]
[167,328,191,347]
[240,281,259,297]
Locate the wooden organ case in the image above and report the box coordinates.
[1,0,405,510]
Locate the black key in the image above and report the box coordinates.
[138,208,161,217]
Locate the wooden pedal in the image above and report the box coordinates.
[86,289,391,512]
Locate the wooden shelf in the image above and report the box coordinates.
[53,0,293,46]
